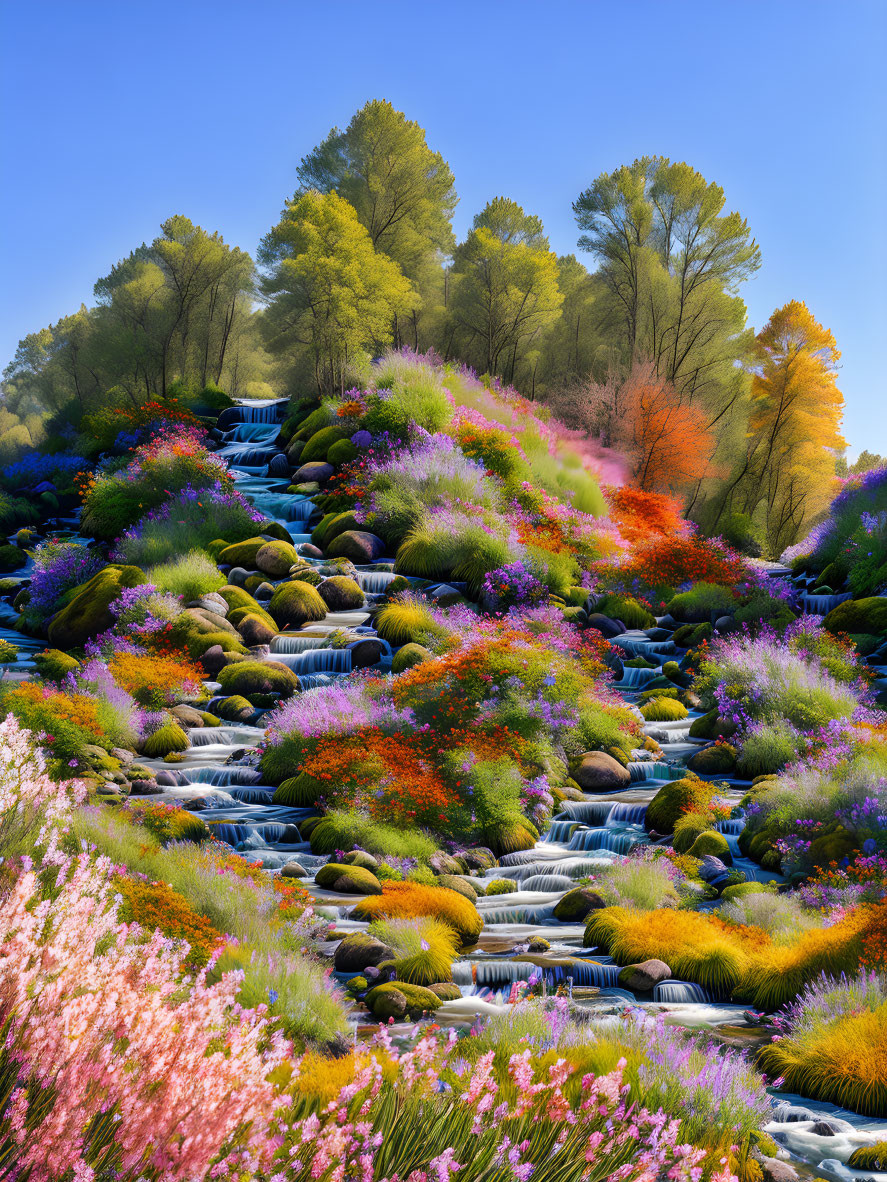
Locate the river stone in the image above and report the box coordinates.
[617,959,672,991]
[253,581,275,600]
[294,461,334,484]
[236,612,277,646]
[715,614,739,634]
[585,613,625,638]
[696,855,730,884]
[571,751,631,790]
[155,769,187,786]
[809,1119,853,1135]
[342,850,379,871]
[129,779,163,795]
[757,1161,799,1182]
[256,540,300,578]
[460,847,497,872]
[268,453,290,477]
[280,861,308,878]
[553,887,606,922]
[227,566,251,587]
[183,607,239,636]
[348,638,387,669]
[315,862,383,895]
[298,543,324,559]
[171,704,205,728]
[325,530,386,565]
[429,852,465,876]
[110,747,134,765]
[199,645,228,675]
[189,592,229,616]
[333,933,394,973]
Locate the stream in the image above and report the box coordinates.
[2,397,885,1180]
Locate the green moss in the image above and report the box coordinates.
[227,604,279,633]
[301,424,349,463]
[688,830,732,864]
[434,874,478,902]
[687,744,737,775]
[315,862,383,895]
[640,697,688,722]
[824,596,887,637]
[327,438,358,466]
[364,981,442,1021]
[141,722,189,758]
[317,575,364,611]
[646,777,713,834]
[216,585,263,612]
[719,882,769,902]
[255,540,300,578]
[269,580,328,628]
[595,594,654,629]
[485,878,517,895]
[391,642,433,674]
[183,630,248,659]
[33,648,81,681]
[217,537,269,568]
[46,565,147,649]
[272,773,326,807]
[215,695,255,721]
[216,660,299,699]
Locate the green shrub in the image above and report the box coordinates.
[667,582,737,623]
[308,811,438,861]
[269,580,328,628]
[735,723,800,777]
[646,778,713,834]
[141,722,189,758]
[640,697,688,722]
[596,594,654,629]
[33,649,81,682]
[148,550,225,601]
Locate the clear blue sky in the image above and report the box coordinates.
[1,0,884,457]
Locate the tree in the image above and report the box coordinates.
[572,158,760,517]
[297,100,457,280]
[619,362,715,493]
[532,254,597,395]
[447,198,563,381]
[258,190,412,394]
[734,301,844,554]
[850,449,885,475]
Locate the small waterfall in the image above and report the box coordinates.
[717,817,745,836]
[209,822,253,846]
[252,822,301,843]
[612,635,676,658]
[652,980,712,1003]
[295,673,338,690]
[499,850,546,866]
[270,635,329,654]
[221,422,281,443]
[271,648,352,675]
[562,801,615,825]
[249,494,315,523]
[216,444,281,470]
[608,802,648,825]
[542,819,579,843]
[355,571,400,593]
[188,726,266,747]
[568,828,643,854]
[627,761,674,782]
[521,874,577,892]
[479,904,557,924]
[182,766,263,787]
[800,591,851,615]
[229,402,285,424]
[618,666,660,688]
[229,786,274,804]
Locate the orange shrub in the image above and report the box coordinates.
[114,875,223,967]
[109,651,202,708]
[353,881,483,946]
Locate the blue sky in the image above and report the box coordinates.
[1,0,884,456]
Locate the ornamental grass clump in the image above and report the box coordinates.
[758,970,887,1117]
[147,549,226,601]
[375,592,442,645]
[353,880,484,946]
[368,916,458,985]
[113,481,264,566]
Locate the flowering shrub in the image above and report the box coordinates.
[1,450,87,490]
[108,650,203,708]
[0,714,86,859]
[115,874,224,967]
[481,560,546,611]
[23,538,105,625]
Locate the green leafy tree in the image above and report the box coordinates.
[447,198,563,382]
[259,189,412,393]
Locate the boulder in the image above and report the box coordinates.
[217,538,268,568]
[459,847,497,872]
[314,862,383,895]
[391,642,432,674]
[553,887,607,922]
[342,849,380,871]
[570,751,631,791]
[617,959,672,992]
[199,645,228,675]
[299,543,324,559]
[585,613,625,639]
[334,932,394,973]
[255,540,300,579]
[47,565,147,649]
[686,744,737,775]
[129,779,163,795]
[687,830,733,864]
[171,704,205,728]
[190,592,229,616]
[349,638,387,669]
[183,607,240,637]
[364,982,442,1021]
[824,595,887,637]
[280,861,309,878]
[435,874,478,902]
[216,660,299,699]
[326,530,387,564]
[215,695,256,723]
[428,851,465,876]
[293,461,334,485]
[235,612,277,646]
[317,575,365,611]
[269,580,328,628]
[696,855,730,884]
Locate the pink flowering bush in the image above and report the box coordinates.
[0,713,86,859]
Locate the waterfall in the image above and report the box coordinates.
[652,980,712,1003]
[208,822,253,846]
[542,819,579,843]
[799,591,851,615]
[188,726,267,747]
[716,817,745,836]
[270,635,330,654]
[627,761,674,782]
[182,766,263,786]
[479,903,557,924]
[249,494,315,523]
[562,801,615,824]
[228,402,286,424]
[270,648,352,675]
[296,673,338,690]
[520,874,577,892]
[618,666,660,688]
[355,571,400,593]
[567,828,643,854]
[608,802,648,825]
[229,786,275,804]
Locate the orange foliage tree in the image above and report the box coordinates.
[618,362,715,493]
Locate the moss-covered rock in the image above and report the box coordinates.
[326,530,386,564]
[719,882,769,902]
[216,584,263,612]
[215,695,256,722]
[47,565,147,649]
[255,540,300,579]
[314,862,383,895]
[33,648,81,681]
[180,607,240,637]
[688,830,732,864]
[333,932,394,973]
[825,596,887,636]
[0,545,24,572]
[673,622,713,648]
[269,580,328,628]
[595,594,655,629]
[290,565,324,587]
[426,982,461,1001]
[688,710,738,740]
[570,750,631,790]
[317,575,364,611]
[232,611,277,646]
[217,537,268,569]
[364,982,442,1021]
[434,874,478,902]
[640,696,688,722]
[553,887,606,922]
[327,438,358,466]
[216,660,299,699]
[301,424,349,463]
[391,642,433,674]
[645,777,712,834]
[272,772,326,807]
[141,722,189,758]
[185,630,248,659]
[485,878,517,895]
[686,744,737,775]
[808,825,858,868]
[227,602,279,632]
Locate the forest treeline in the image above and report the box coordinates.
[1,99,863,556]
